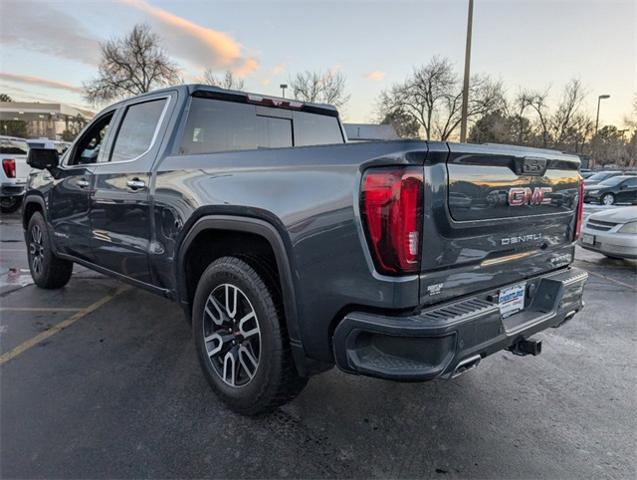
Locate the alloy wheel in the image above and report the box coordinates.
[29,224,45,275]
[602,194,614,206]
[203,283,261,387]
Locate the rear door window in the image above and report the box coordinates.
[181,99,257,154]
[110,99,166,163]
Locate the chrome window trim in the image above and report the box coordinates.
[106,96,171,165]
[60,95,171,170]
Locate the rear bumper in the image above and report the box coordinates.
[1,182,26,198]
[333,267,588,381]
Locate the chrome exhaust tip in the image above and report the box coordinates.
[450,354,482,379]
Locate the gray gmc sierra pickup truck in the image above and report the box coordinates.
[23,85,587,414]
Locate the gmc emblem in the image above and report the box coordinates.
[508,187,552,206]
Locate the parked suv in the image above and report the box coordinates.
[22,85,588,414]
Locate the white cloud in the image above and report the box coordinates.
[365,71,386,81]
[118,0,259,76]
[271,64,285,76]
[0,72,82,93]
[0,0,101,65]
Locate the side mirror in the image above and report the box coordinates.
[27,148,59,171]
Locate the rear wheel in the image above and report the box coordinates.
[27,212,73,289]
[1,196,22,214]
[601,193,615,206]
[192,256,307,415]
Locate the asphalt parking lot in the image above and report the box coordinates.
[1,208,636,479]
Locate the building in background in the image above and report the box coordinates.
[0,102,94,140]
[344,123,399,142]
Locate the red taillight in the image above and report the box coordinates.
[575,180,584,239]
[361,167,423,275]
[2,159,16,178]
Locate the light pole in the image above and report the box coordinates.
[592,94,610,169]
[595,94,610,135]
[459,0,474,143]
[280,84,288,98]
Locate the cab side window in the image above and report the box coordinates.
[110,99,166,163]
[68,112,114,165]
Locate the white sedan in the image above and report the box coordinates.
[579,206,637,259]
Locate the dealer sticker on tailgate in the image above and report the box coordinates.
[499,283,526,318]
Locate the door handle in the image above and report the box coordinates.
[126,178,146,190]
[77,179,90,188]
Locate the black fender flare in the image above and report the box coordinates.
[175,214,301,343]
[21,194,47,228]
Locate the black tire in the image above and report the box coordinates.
[192,256,307,415]
[600,193,615,206]
[1,196,22,214]
[26,212,73,289]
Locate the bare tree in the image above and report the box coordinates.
[435,73,506,140]
[551,79,591,149]
[290,70,350,107]
[518,89,552,147]
[378,56,505,140]
[378,56,455,139]
[83,24,180,105]
[199,70,245,90]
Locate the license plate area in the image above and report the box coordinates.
[499,283,526,318]
[582,233,595,245]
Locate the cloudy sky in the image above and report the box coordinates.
[0,0,634,125]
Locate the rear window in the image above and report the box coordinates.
[293,111,343,146]
[180,97,342,155]
[0,139,28,155]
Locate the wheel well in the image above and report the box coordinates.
[22,201,43,230]
[183,229,281,308]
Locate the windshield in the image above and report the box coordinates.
[587,172,618,182]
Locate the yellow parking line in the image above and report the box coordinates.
[0,287,129,366]
[0,307,83,312]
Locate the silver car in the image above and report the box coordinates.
[579,207,637,259]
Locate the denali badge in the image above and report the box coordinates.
[508,187,552,206]
[501,233,543,245]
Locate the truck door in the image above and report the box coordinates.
[48,110,115,261]
[89,95,171,284]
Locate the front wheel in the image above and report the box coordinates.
[1,196,22,213]
[601,193,615,206]
[27,212,73,289]
[192,256,307,415]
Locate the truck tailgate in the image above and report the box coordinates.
[419,143,581,306]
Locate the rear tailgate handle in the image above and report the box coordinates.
[126,178,146,190]
[514,156,548,176]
